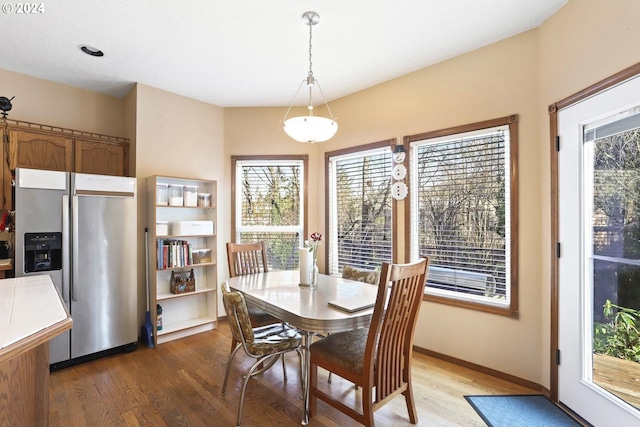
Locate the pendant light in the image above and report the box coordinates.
[282,11,338,143]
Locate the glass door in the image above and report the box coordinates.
[558,75,640,426]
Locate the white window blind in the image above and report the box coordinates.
[410,125,511,306]
[235,159,304,270]
[328,147,393,275]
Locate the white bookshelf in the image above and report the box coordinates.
[147,175,217,345]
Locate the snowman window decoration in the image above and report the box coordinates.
[391,145,408,200]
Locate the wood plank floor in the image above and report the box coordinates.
[49,321,538,427]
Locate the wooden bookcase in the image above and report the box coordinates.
[147,175,217,345]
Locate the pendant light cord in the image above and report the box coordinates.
[282,11,337,125]
[308,19,314,79]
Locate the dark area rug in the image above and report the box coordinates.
[465,394,581,427]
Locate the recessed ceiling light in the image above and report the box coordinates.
[78,44,104,57]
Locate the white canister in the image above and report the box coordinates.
[184,185,198,207]
[299,247,313,285]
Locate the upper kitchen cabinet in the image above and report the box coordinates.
[8,128,73,172]
[1,127,10,210]
[5,120,129,176]
[2,120,130,209]
[74,138,128,176]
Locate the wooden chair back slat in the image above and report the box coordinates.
[226,241,269,278]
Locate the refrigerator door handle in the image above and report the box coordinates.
[71,195,79,302]
[62,195,70,303]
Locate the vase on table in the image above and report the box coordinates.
[310,259,319,290]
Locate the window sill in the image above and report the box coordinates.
[423,293,519,318]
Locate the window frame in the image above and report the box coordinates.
[404,115,519,317]
[230,155,309,261]
[325,139,398,276]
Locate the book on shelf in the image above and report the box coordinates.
[157,239,194,269]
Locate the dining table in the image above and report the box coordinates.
[226,269,378,425]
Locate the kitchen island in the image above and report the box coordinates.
[0,275,72,427]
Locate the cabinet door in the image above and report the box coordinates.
[74,139,127,176]
[9,129,73,172]
[0,128,7,209]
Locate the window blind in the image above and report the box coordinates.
[411,126,510,302]
[329,148,393,274]
[236,160,304,270]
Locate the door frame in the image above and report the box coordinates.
[548,61,640,402]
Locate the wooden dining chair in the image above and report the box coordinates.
[309,258,430,427]
[226,241,281,348]
[221,282,303,426]
[324,264,380,385]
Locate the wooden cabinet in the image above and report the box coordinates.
[9,129,73,172]
[74,138,127,176]
[147,175,217,345]
[0,120,130,210]
[1,128,10,210]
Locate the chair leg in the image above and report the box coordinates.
[403,382,418,424]
[236,355,270,426]
[281,354,287,382]
[222,343,242,395]
[362,384,375,427]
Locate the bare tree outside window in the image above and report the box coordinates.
[327,143,394,276]
[232,157,306,271]
[407,116,519,316]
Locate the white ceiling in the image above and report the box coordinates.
[0,0,568,108]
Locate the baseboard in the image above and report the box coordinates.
[413,345,550,397]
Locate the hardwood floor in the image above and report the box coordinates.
[49,321,538,427]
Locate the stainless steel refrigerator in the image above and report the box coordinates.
[15,168,138,368]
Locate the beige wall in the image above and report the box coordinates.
[1,0,638,391]
[537,0,640,388]
[0,68,125,136]
[134,83,225,321]
[223,0,640,388]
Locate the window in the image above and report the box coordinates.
[231,156,307,270]
[326,141,395,276]
[406,116,519,316]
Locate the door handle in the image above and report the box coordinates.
[71,195,79,302]
[62,194,69,303]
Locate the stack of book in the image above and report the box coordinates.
[157,239,193,269]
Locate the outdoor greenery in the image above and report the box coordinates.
[592,128,640,326]
[594,300,640,363]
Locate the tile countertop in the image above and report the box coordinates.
[0,275,70,350]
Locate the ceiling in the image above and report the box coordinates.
[0,0,568,108]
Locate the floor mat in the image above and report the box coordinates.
[465,394,582,427]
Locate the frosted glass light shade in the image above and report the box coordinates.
[283,115,338,143]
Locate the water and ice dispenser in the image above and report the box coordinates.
[24,232,62,273]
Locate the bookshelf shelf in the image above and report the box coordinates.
[148,175,218,345]
[156,261,216,272]
[156,287,216,301]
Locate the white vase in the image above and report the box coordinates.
[299,248,313,285]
